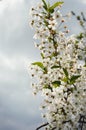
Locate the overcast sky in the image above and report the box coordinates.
[0,0,86,130]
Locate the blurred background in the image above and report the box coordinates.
[0,0,86,130]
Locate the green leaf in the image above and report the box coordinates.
[44,19,49,26]
[78,55,82,60]
[63,68,69,77]
[52,81,61,88]
[41,53,44,59]
[84,64,86,67]
[42,0,47,10]
[47,1,50,8]
[70,75,81,84]
[43,84,52,91]
[51,65,61,69]
[32,62,45,70]
[32,62,47,73]
[48,8,54,13]
[62,77,68,83]
[77,33,84,40]
[70,88,75,93]
[49,1,64,10]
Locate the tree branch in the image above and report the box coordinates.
[63,120,71,124]
[36,122,49,130]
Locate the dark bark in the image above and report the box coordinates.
[36,122,49,130]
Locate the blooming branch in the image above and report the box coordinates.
[29,0,86,130]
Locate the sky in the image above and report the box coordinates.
[0,0,86,130]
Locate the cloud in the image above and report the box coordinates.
[0,52,30,82]
[0,52,42,130]
[81,0,86,4]
[0,0,40,59]
[0,0,24,14]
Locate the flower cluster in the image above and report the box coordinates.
[29,0,86,130]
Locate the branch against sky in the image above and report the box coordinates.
[29,0,86,130]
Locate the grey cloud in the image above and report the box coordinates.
[0,65,42,130]
[0,0,40,59]
[0,54,42,130]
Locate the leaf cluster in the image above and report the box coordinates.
[42,0,64,13]
[62,68,81,85]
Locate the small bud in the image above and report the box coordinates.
[64,26,67,29]
[61,19,65,22]
[31,74,34,77]
[65,30,69,33]
[31,8,34,11]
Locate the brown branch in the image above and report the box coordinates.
[78,114,86,130]
[36,122,49,130]
[52,127,57,130]
[63,120,71,124]
[36,120,71,130]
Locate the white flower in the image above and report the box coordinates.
[53,11,62,19]
[48,19,57,30]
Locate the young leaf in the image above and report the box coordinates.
[77,33,84,40]
[70,88,75,93]
[42,0,47,10]
[70,75,81,84]
[62,77,68,83]
[43,84,52,91]
[51,65,61,69]
[63,68,69,77]
[47,1,50,9]
[32,62,45,70]
[41,53,44,59]
[44,19,49,26]
[32,62,47,73]
[84,64,86,67]
[52,81,61,88]
[48,8,54,13]
[49,1,64,10]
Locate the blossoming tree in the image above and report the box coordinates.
[29,0,86,130]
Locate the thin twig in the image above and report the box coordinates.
[52,127,57,130]
[78,114,86,130]
[36,122,49,130]
[63,120,71,124]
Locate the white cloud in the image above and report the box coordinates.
[0,52,29,71]
[0,0,26,35]
[0,0,42,130]
[0,52,42,130]
[81,0,86,4]
[0,0,24,14]
[0,52,32,84]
